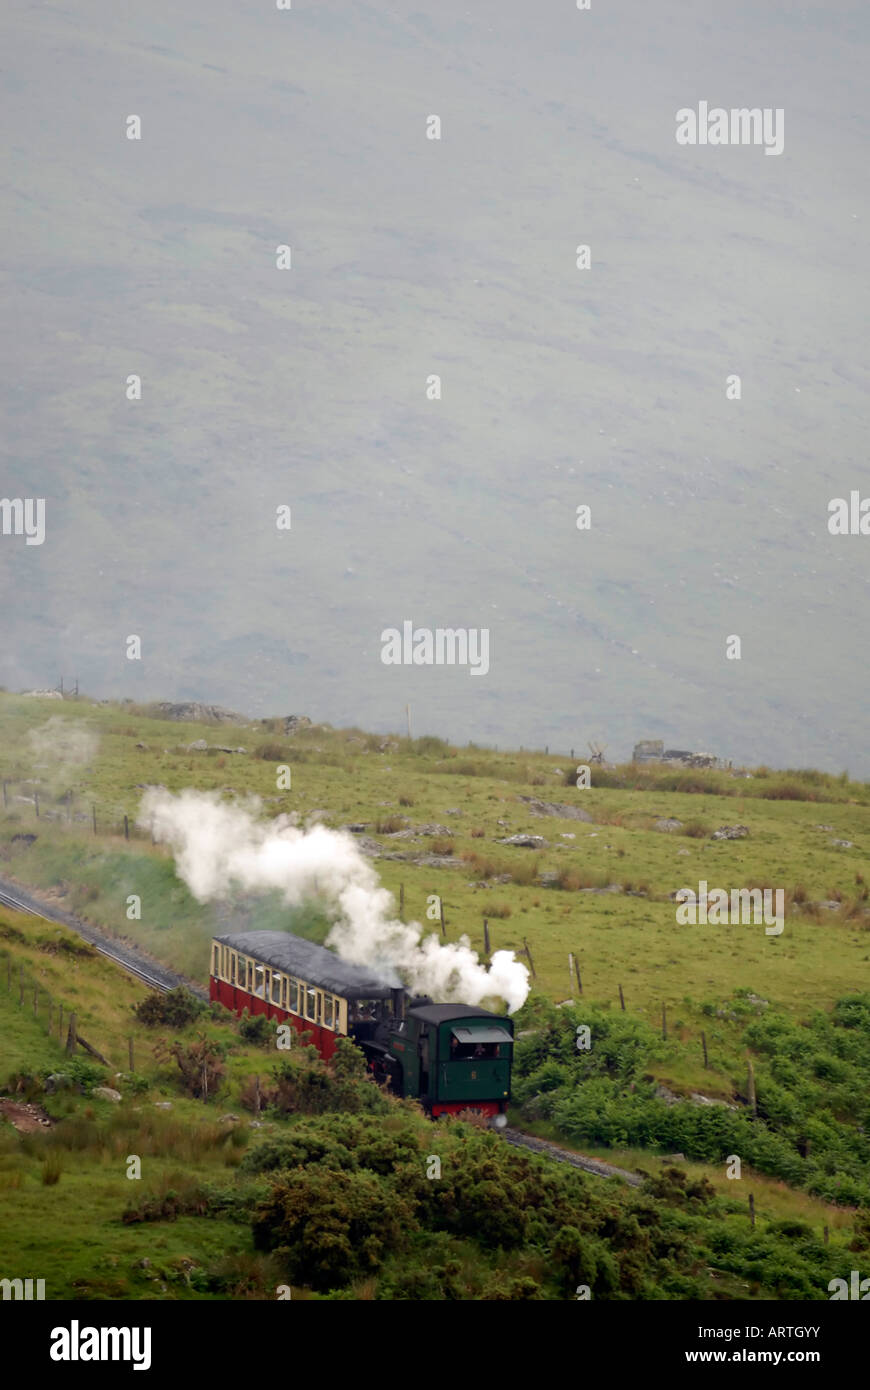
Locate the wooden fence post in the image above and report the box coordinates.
[574,956,583,995]
[701,1031,708,1068]
[124,814,129,840]
[748,1193,756,1228]
[65,1012,77,1056]
[618,983,625,1011]
[128,1037,135,1072]
[483,920,490,957]
[439,899,446,938]
[523,938,536,978]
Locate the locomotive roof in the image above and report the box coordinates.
[408,1002,512,1027]
[213,931,396,999]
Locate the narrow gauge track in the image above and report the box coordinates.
[0,879,641,1186]
[0,880,207,1000]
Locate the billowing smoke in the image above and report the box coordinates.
[26,717,100,789]
[138,789,530,1013]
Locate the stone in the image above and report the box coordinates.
[711,825,750,840]
[154,1101,172,1110]
[655,818,682,833]
[518,796,593,823]
[497,833,547,848]
[830,839,854,849]
[92,1086,122,1103]
[186,739,209,752]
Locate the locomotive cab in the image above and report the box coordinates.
[387,1003,513,1123]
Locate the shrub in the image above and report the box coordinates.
[134,987,206,1028]
[682,819,710,838]
[239,1012,274,1045]
[375,816,404,835]
[155,1034,226,1100]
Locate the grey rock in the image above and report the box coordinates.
[498,833,547,848]
[154,1101,172,1110]
[518,796,593,823]
[92,1086,122,1103]
[186,739,209,752]
[655,818,682,833]
[711,825,750,840]
[154,701,246,724]
[830,839,854,849]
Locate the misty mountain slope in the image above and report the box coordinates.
[1,1,868,770]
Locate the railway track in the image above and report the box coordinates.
[0,880,208,1000]
[0,879,642,1186]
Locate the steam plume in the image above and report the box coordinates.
[138,789,530,1013]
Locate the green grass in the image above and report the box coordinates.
[1,693,869,1296]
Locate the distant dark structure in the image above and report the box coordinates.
[632,740,724,769]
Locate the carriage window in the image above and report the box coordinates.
[253,965,265,998]
[305,986,317,1021]
[288,978,299,1012]
[271,972,283,1004]
[323,995,333,1028]
[236,956,248,989]
[211,943,219,976]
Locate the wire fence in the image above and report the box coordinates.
[0,780,153,842]
[0,943,134,1073]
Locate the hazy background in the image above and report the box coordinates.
[1,0,868,770]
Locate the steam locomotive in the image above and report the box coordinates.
[210,930,513,1123]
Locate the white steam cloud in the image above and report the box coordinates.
[26,718,100,789]
[138,789,530,1013]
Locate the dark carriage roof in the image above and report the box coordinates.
[408,1002,512,1028]
[213,931,396,999]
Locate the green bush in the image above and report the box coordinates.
[133,987,206,1028]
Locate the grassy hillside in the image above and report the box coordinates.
[1,692,869,1298]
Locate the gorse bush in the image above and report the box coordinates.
[133,987,206,1028]
[511,992,870,1207]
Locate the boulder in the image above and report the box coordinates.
[655,818,682,833]
[497,833,547,849]
[711,825,750,840]
[518,796,593,823]
[153,702,246,724]
[92,1086,122,1103]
